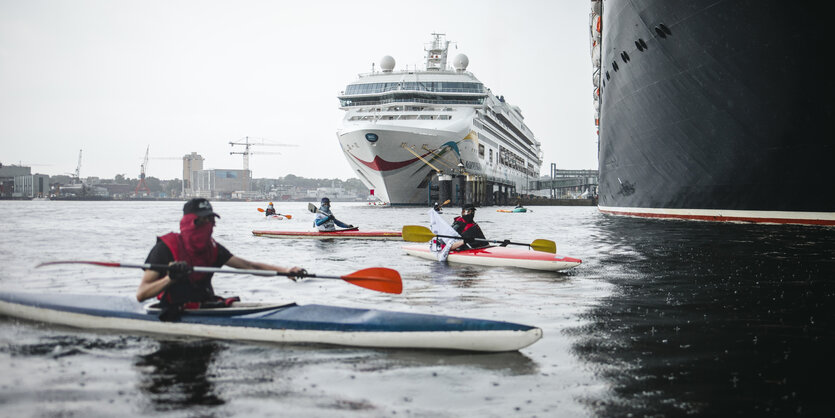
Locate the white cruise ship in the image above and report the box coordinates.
[337,33,542,205]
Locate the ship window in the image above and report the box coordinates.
[478,144,485,158]
[344,82,484,95]
[489,149,493,163]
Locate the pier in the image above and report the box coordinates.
[428,165,598,207]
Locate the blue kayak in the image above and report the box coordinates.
[0,292,541,352]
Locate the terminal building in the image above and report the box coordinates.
[182,152,251,199]
[0,164,50,198]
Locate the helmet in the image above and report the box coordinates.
[321,197,330,205]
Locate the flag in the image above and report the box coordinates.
[428,209,459,262]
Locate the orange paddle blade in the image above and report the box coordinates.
[283,214,293,219]
[340,268,403,294]
[257,208,265,212]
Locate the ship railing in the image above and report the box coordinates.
[340,98,484,107]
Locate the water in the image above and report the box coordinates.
[0,200,832,417]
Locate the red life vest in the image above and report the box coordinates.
[157,232,219,304]
[453,216,477,233]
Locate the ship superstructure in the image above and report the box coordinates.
[337,33,542,205]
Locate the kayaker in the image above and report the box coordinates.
[450,203,490,250]
[136,198,305,320]
[314,197,354,231]
[433,202,442,213]
[265,202,276,216]
[515,200,525,209]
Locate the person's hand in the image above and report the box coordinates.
[167,261,192,283]
[287,267,307,281]
[499,239,511,247]
[326,215,335,222]
[345,224,354,229]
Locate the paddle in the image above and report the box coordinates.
[308,202,317,213]
[36,261,402,294]
[401,225,557,254]
[257,208,292,219]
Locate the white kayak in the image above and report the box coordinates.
[403,245,582,272]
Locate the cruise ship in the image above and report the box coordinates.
[337,33,542,205]
[590,0,835,226]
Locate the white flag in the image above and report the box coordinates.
[428,209,460,261]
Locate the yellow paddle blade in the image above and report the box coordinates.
[401,225,436,242]
[530,239,557,254]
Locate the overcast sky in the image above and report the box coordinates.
[1,0,597,181]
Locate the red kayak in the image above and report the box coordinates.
[253,229,403,240]
[402,245,581,271]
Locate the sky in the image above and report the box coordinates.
[0,0,598,181]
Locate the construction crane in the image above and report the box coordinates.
[72,149,82,184]
[229,136,296,192]
[134,146,151,196]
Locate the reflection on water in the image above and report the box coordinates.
[573,217,835,416]
[135,340,224,412]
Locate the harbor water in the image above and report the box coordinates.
[0,201,832,417]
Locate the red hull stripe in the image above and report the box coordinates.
[599,209,835,226]
[349,151,434,172]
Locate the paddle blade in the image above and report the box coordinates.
[401,225,436,243]
[341,268,403,294]
[529,239,557,254]
[257,208,265,212]
[308,203,317,213]
[440,199,451,207]
[283,214,293,219]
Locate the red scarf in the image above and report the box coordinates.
[177,213,217,269]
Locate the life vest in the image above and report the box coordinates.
[157,232,220,307]
[314,209,336,231]
[452,216,477,233]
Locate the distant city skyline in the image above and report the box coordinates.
[1,0,597,181]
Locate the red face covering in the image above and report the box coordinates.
[178,213,216,267]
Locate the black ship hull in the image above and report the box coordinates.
[597,0,834,225]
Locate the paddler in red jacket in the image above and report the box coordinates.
[449,203,490,250]
[136,198,304,320]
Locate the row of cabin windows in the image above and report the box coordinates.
[340,97,484,107]
[345,82,484,95]
[348,114,453,121]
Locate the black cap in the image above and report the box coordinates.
[321,197,330,204]
[462,203,476,211]
[183,198,220,218]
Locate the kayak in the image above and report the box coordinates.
[403,245,581,272]
[497,208,527,213]
[266,214,287,220]
[253,229,402,240]
[0,291,541,352]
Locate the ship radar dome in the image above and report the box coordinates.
[380,55,396,72]
[452,53,469,71]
